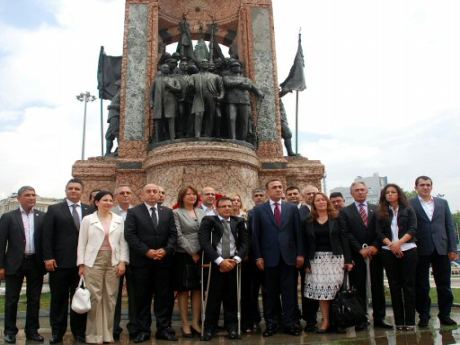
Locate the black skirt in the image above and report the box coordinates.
[173,252,201,291]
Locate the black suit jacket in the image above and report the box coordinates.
[304,217,352,266]
[251,201,304,268]
[0,208,45,275]
[339,202,378,254]
[299,204,310,224]
[375,205,417,246]
[409,197,456,256]
[124,203,177,267]
[198,215,249,263]
[42,201,91,269]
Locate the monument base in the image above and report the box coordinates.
[72,141,325,207]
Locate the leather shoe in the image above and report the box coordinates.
[4,334,16,344]
[418,318,429,328]
[49,335,63,344]
[439,317,457,326]
[155,330,177,341]
[26,333,44,342]
[374,320,393,329]
[200,329,213,341]
[113,333,121,341]
[262,327,278,337]
[74,335,86,343]
[227,329,239,340]
[355,322,368,331]
[284,326,300,336]
[304,324,317,332]
[134,333,150,343]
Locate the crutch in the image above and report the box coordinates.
[236,261,242,338]
[201,232,213,338]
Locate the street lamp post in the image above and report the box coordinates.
[76,92,96,160]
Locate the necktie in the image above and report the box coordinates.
[274,202,281,226]
[151,207,158,227]
[222,220,231,259]
[71,204,80,229]
[359,203,368,226]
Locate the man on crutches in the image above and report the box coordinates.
[198,197,249,341]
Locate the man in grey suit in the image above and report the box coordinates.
[410,176,458,327]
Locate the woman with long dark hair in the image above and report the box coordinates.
[304,192,353,333]
[376,183,417,331]
[173,186,205,337]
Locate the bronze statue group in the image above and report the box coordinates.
[0,175,458,344]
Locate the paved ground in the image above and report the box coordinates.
[2,308,460,345]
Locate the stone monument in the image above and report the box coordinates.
[73,0,324,207]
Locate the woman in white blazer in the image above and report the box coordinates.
[77,191,129,344]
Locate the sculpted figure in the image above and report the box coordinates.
[151,64,181,141]
[223,61,263,141]
[173,59,191,138]
[105,80,121,156]
[188,59,224,138]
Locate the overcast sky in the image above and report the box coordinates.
[0,0,459,210]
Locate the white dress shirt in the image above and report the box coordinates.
[145,203,159,224]
[269,199,282,214]
[20,206,35,254]
[418,195,434,221]
[214,216,241,265]
[66,199,82,221]
[382,206,416,252]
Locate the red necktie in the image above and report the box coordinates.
[274,203,281,226]
[359,203,368,226]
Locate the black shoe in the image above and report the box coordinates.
[4,334,16,344]
[374,320,393,329]
[191,327,201,337]
[418,318,429,328]
[284,326,300,336]
[227,329,239,340]
[304,324,317,332]
[439,317,457,326]
[49,335,63,344]
[262,326,278,337]
[200,329,213,341]
[113,332,121,341]
[26,333,44,342]
[74,335,86,343]
[181,328,193,338]
[355,322,368,331]
[155,329,177,341]
[134,333,150,343]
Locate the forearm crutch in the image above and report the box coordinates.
[362,243,373,313]
[236,262,242,338]
[201,233,213,338]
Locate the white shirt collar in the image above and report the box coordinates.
[144,202,158,210]
[66,199,81,207]
[19,206,34,214]
[354,200,368,208]
[418,195,434,204]
[269,199,282,206]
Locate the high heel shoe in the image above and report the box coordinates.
[191,327,201,336]
[181,328,193,338]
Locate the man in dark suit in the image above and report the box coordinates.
[42,178,91,344]
[410,176,458,327]
[252,179,304,337]
[340,181,391,330]
[0,186,46,343]
[124,183,178,342]
[199,197,249,340]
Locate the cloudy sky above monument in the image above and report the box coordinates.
[0,0,459,210]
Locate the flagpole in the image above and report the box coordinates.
[295,90,299,155]
[99,46,105,156]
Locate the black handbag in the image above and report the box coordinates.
[330,271,367,328]
[182,263,200,290]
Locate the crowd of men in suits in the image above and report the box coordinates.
[0,175,457,343]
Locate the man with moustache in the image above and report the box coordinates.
[0,186,46,343]
[330,192,346,212]
[124,184,177,342]
[42,178,92,344]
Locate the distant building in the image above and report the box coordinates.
[0,194,61,216]
[330,173,388,206]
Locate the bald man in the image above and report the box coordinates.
[124,184,178,342]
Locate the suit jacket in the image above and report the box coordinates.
[409,197,456,256]
[339,202,378,254]
[174,207,206,255]
[304,217,352,266]
[198,215,249,263]
[0,208,45,274]
[251,201,304,268]
[298,204,310,224]
[42,201,92,269]
[375,205,417,245]
[77,212,129,267]
[124,203,177,267]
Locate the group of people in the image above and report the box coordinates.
[0,175,457,344]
